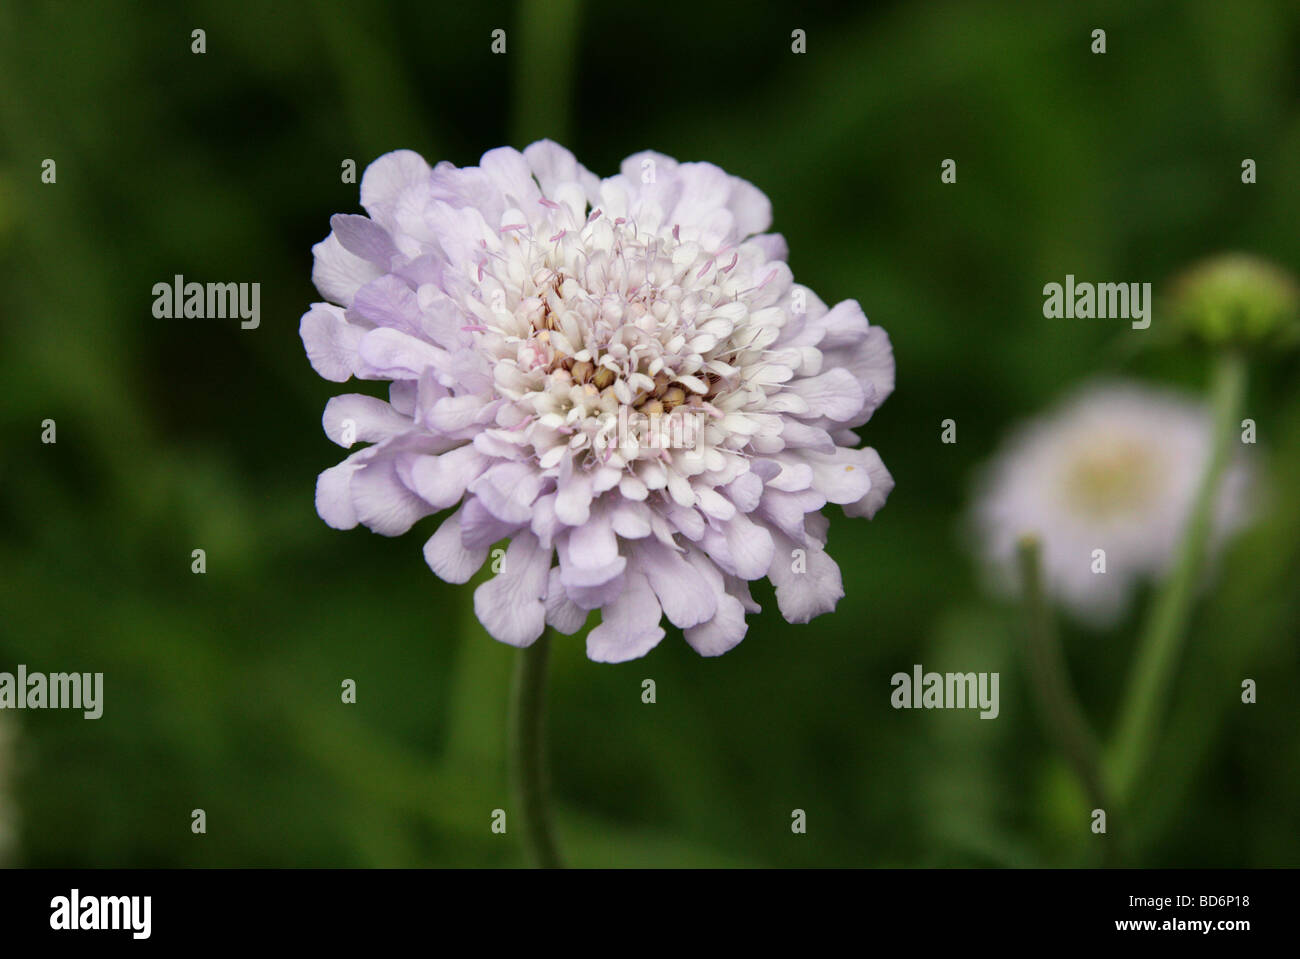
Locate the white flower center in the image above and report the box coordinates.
[463,211,786,481]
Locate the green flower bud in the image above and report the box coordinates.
[1167,253,1300,349]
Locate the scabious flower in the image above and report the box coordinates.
[971,381,1251,624]
[301,142,894,661]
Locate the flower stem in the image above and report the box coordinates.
[1108,351,1247,802]
[1017,537,1110,822]
[509,630,563,868]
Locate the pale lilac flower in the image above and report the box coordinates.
[971,381,1252,624]
[301,142,894,661]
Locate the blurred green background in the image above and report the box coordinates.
[1,0,1298,867]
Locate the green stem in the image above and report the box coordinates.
[509,631,563,868]
[1108,351,1247,802]
[1017,537,1110,824]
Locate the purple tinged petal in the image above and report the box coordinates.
[468,461,544,525]
[360,150,432,227]
[586,571,665,663]
[458,496,520,550]
[565,571,627,612]
[815,300,871,351]
[841,447,894,519]
[608,500,653,539]
[330,213,399,266]
[558,519,626,590]
[636,542,717,629]
[779,420,836,453]
[311,232,383,307]
[523,139,601,203]
[766,531,844,623]
[749,233,788,263]
[423,509,487,583]
[473,532,551,647]
[426,394,494,434]
[407,445,489,509]
[720,512,775,580]
[358,327,449,380]
[786,368,867,424]
[694,487,737,521]
[479,147,542,210]
[349,275,424,337]
[316,456,368,530]
[529,493,561,548]
[833,325,895,427]
[763,459,814,492]
[300,303,367,382]
[322,394,412,447]
[805,447,878,505]
[544,567,587,635]
[554,469,594,526]
[683,594,748,657]
[757,488,826,544]
[725,175,773,238]
[724,471,764,513]
[350,454,435,536]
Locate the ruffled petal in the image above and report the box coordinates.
[322,394,412,447]
[312,232,383,307]
[842,447,894,519]
[544,567,588,635]
[473,532,551,647]
[300,303,367,382]
[586,571,665,663]
[766,531,844,623]
[636,541,717,629]
[361,150,432,228]
[423,509,487,583]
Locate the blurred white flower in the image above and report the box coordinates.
[971,381,1252,624]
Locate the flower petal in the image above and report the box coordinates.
[544,567,588,635]
[684,593,748,657]
[408,445,489,510]
[473,532,551,647]
[351,453,435,536]
[841,447,894,519]
[586,571,665,663]
[766,531,844,623]
[323,394,412,447]
[312,232,383,307]
[636,541,717,629]
[361,150,432,228]
[423,509,487,583]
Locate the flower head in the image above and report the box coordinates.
[1166,252,1300,349]
[971,381,1251,624]
[301,142,894,661]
